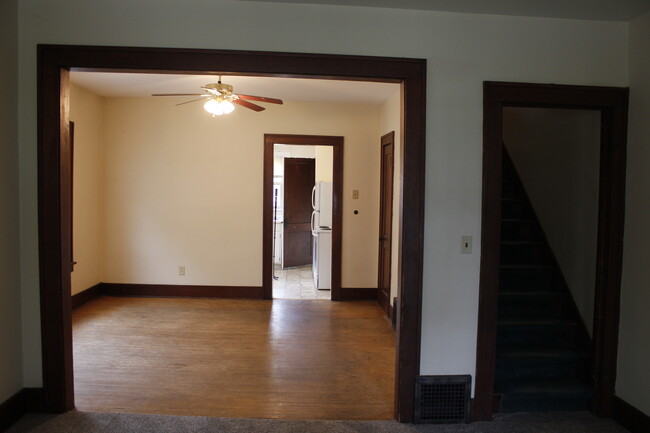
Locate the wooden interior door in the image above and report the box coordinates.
[283,158,315,268]
[378,132,395,316]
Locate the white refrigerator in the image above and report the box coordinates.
[311,182,332,290]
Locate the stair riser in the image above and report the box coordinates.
[501,221,542,242]
[499,393,591,412]
[497,324,582,348]
[502,200,533,219]
[498,295,570,318]
[496,357,590,382]
[502,181,525,200]
[499,269,562,292]
[500,244,551,266]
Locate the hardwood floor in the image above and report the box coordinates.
[72,297,395,419]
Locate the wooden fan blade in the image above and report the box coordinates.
[233,99,265,112]
[152,93,206,97]
[237,94,283,105]
[175,98,207,106]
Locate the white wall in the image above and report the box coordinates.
[70,84,105,295]
[0,0,23,402]
[102,98,380,288]
[380,90,401,306]
[503,108,600,336]
[617,10,650,416]
[15,0,629,388]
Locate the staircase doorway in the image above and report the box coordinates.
[475,82,629,420]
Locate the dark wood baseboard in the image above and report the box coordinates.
[340,287,378,301]
[102,283,265,299]
[0,388,46,431]
[0,390,24,432]
[613,395,650,433]
[21,388,46,413]
[71,283,103,310]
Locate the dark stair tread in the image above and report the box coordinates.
[500,264,553,270]
[499,290,563,296]
[496,380,591,395]
[502,218,536,222]
[498,347,590,359]
[498,317,579,326]
[501,241,544,245]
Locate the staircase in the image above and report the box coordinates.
[495,150,593,412]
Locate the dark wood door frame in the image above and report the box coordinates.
[37,45,426,421]
[475,81,628,420]
[263,134,343,301]
[377,132,395,316]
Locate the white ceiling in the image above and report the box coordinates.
[69,72,400,105]
[240,0,650,21]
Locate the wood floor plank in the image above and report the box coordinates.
[72,297,395,419]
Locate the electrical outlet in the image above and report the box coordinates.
[461,236,472,254]
[352,189,359,199]
[178,265,186,276]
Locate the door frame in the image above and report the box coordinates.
[474,81,628,420]
[37,44,426,421]
[263,134,343,301]
[377,132,395,316]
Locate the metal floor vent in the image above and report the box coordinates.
[414,375,471,424]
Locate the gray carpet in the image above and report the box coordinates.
[7,411,630,433]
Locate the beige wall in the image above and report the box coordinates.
[70,84,105,295]
[379,91,402,306]
[0,0,23,402]
[315,146,333,183]
[102,98,380,288]
[503,108,600,335]
[617,10,650,416]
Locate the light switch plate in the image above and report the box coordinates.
[461,236,472,254]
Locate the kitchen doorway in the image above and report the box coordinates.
[263,134,343,301]
[272,144,334,300]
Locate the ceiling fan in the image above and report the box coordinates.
[152,76,283,116]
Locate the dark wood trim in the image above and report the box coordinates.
[102,283,264,299]
[340,287,378,301]
[71,283,103,310]
[21,388,47,414]
[389,297,398,331]
[0,388,47,431]
[395,62,427,424]
[38,44,426,422]
[263,134,344,301]
[38,48,74,413]
[0,390,24,432]
[69,121,75,273]
[377,132,395,316]
[72,283,264,309]
[475,81,628,420]
[613,396,650,433]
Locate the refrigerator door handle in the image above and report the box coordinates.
[311,185,317,210]
[311,210,317,235]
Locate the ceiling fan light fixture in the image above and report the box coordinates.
[204,98,235,116]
